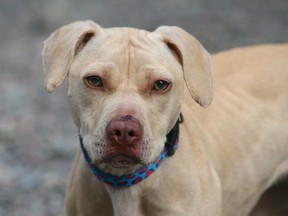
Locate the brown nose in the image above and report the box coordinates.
[106,115,143,145]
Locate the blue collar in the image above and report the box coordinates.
[79,114,183,187]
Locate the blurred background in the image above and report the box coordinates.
[0,0,287,215]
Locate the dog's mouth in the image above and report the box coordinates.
[100,153,143,169]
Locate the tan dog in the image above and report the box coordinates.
[42,20,288,216]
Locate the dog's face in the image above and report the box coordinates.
[43,21,212,175]
[68,28,185,175]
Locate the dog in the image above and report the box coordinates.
[42,20,288,216]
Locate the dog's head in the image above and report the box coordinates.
[42,20,212,176]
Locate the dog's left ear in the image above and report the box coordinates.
[42,20,102,92]
[155,26,212,107]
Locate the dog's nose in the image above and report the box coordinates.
[106,115,143,145]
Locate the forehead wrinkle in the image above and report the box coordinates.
[102,29,157,91]
[126,31,160,92]
[129,30,154,50]
[107,29,132,89]
[126,31,148,89]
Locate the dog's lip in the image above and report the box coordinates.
[101,153,143,169]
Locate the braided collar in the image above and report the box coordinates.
[80,114,183,187]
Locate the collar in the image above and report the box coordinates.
[79,114,183,187]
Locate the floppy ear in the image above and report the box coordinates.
[42,20,101,92]
[155,26,212,107]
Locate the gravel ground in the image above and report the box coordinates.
[0,0,288,215]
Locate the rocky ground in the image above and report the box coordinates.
[0,0,288,215]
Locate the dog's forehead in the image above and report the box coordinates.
[88,27,165,60]
[74,27,173,76]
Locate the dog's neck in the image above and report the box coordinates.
[79,114,183,187]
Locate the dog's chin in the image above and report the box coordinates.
[104,154,142,169]
[96,154,145,176]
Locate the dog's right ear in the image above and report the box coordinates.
[42,20,101,92]
[155,26,212,107]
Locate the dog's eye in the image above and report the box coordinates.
[153,80,170,91]
[85,76,103,88]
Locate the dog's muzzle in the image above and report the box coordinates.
[79,114,183,187]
